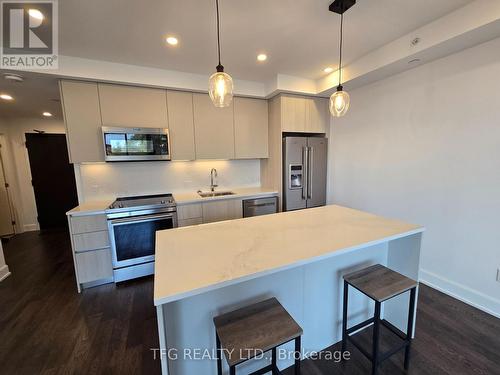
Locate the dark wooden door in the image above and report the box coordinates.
[25,133,78,230]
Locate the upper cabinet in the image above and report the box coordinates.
[281,95,306,132]
[166,90,196,161]
[60,81,104,163]
[280,94,329,134]
[60,81,270,163]
[193,93,235,159]
[306,97,329,134]
[234,97,268,159]
[98,84,168,127]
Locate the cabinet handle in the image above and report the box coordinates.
[308,146,313,200]
[302,147,308,200]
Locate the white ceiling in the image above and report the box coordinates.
[60,0,473,82]
[0,0,475,120]
[0,71,62,120]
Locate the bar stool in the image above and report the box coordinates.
[342,264,418,375]
[214,297,302,375]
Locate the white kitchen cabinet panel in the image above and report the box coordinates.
[75,248,113,284]
[73,230,110,253]
[280,95,329,134]
[202,199,243,223]
[70,214,108,234]
[167,90,196,160]
[234,97,268,159]
[177,203,203,221]
[306,97,329,134]
[178,217,203,227]
[281,95,306,132]
[193,93,235,159]
[60,80,104,163]
[99,84,168,127]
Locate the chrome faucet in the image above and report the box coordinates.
[210,168,218,192]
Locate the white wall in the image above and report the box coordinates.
[0,240,10,281]
[0,117,66,232]
[329,37,500,317]
[77,159,261,202]
[1,115,262,228]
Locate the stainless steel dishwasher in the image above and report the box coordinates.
[243,196,278,217]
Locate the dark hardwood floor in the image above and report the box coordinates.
[1,231,499,375]
[0,231,160,375]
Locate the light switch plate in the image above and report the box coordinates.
[497,268,500,283]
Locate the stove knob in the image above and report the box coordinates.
[118,203,124,208]
[160,200,166,204]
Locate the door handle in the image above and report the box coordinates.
[110,213,175,225]
[308,146,313,200]
[302,146,308,200]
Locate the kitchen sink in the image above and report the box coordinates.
[198,191,235,198]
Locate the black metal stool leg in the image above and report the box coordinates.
[216,332,222,375]
[230,365,236,375]
[404,287,417,370]
[342,280,348,355]
[295,336,301,375]
[372,301,381,375]
[272,347,277,374]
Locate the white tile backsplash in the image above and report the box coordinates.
[77,159,261,202]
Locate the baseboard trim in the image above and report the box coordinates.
[23,224,39,232]
[0,265,11,281]
[420,269,500,319]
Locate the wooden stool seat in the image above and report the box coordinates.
[214,298,302,374]
[344,264,418,302]
[342,264,418,375]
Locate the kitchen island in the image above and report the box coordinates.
[154,205,424,375]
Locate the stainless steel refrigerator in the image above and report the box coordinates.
[283,136,328,211]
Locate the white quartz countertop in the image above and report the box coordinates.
[173,187,278,205]
[66,200,112,216]
[66,187,278,216]
[154,204,424,306]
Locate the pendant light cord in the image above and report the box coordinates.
[338,13,344,86]
[216,0,222,67]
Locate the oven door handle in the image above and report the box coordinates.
[110,213,176,226]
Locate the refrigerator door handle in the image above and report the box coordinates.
[307,146,313,199]
[302,146,308,200]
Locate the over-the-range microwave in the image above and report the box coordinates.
[102,126,171,161]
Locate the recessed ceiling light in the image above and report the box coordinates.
[3,73,24,82]
[324,67,334,73]
[42,112,52,117]
[28,9,44,20]
[166,36,178,46]
[0,94,13,101]
[257,54,267,62]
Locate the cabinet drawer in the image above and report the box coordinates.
[71,214,108,234]
[73,230,110,253]
[177,204,202,220]
[75,248,113,284]
[178,217,203,227]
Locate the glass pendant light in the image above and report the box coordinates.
[330,12,350,117]
[209,0,233,108]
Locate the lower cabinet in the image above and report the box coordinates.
[178,217,204,227]
[177,203,203,227]
[68,213,114,292]
[179,197,283,226]
[177,199,244,226]
[202,199,243,223]
[75,248,113,284]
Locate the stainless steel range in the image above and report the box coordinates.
[107,193,177,282]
